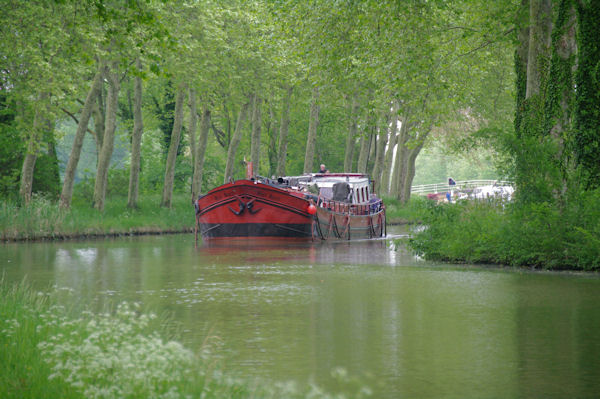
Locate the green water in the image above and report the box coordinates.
[2,228,600,398]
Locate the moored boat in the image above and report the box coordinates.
[194,171,385,241]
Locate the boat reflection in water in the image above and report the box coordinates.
[198,231,411,267]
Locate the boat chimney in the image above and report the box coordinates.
[246,161,254,180]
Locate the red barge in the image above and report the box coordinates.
[194,172,386,241]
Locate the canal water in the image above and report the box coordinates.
[2,227,600,398]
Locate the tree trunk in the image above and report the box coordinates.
[19,139,39,204]
[371,110,390,193]
[526,0,552,99]
[188,87,199,199]
[276,86,292,176]
[390,116,409,197]
[547,2,576,153]
[400,143,424,204]
[161,83,186,208]
[357,132,372,173]
[380,101,399,195]
[250,93,262,175]
[127,58,144,209]
[193,106,211,195]
[92,85,105,159]
[60,64,104,209]
[514,0,530,138]
[344,94,359,172]
[224,101,250,183]
[266,103,277,176]
[357,105,375,174]
[19,93,47,203]
[93,63,120,211]
[573,0,600,187]
[303,86,320,174]
[46,128,60,195]
[368,126,377,171]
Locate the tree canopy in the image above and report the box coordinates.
[2,0,596,208]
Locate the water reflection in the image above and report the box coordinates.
[1,228,600,398]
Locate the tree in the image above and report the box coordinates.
[161,83,186,208]
[250,93,262,174]
[303,86,320,173]
[127,58,144,209]
[276,86,293,176]
[193,106,211,195]
[93,61,121,211]
[60,64,105,209]
[224,101,250,183]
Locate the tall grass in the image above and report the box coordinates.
[407,190,600,270]
[1,280,373,399]
[0,194,194,241]
[383,195,429,224]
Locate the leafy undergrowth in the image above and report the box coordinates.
[407,190,600,270]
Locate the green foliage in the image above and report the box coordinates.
[384,195,430,223]
[574,0,600,188]
[0,119,22,200]
[408,192,600,270]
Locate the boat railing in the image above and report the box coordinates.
[317,197,383,216]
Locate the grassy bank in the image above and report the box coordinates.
[0,280,372,399]
[407,190,600,270]
[1,193,428,241]
[0,195,195,241]
[382,196,428,225]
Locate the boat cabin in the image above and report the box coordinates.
[310,174,371,204]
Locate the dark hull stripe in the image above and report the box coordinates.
[200,223,312,239]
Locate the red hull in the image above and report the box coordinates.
[196,180,313,240]
[194,178,386,241]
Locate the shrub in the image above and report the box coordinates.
[407,191,600,270]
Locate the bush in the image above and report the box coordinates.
[408,191,600,270]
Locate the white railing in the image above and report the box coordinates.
[411,180,514,195]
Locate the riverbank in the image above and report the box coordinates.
[0,195,195,242]
[407,193,600,271]
[382,196,426,226]
[0,280,369,399]
[1,195,424,242]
